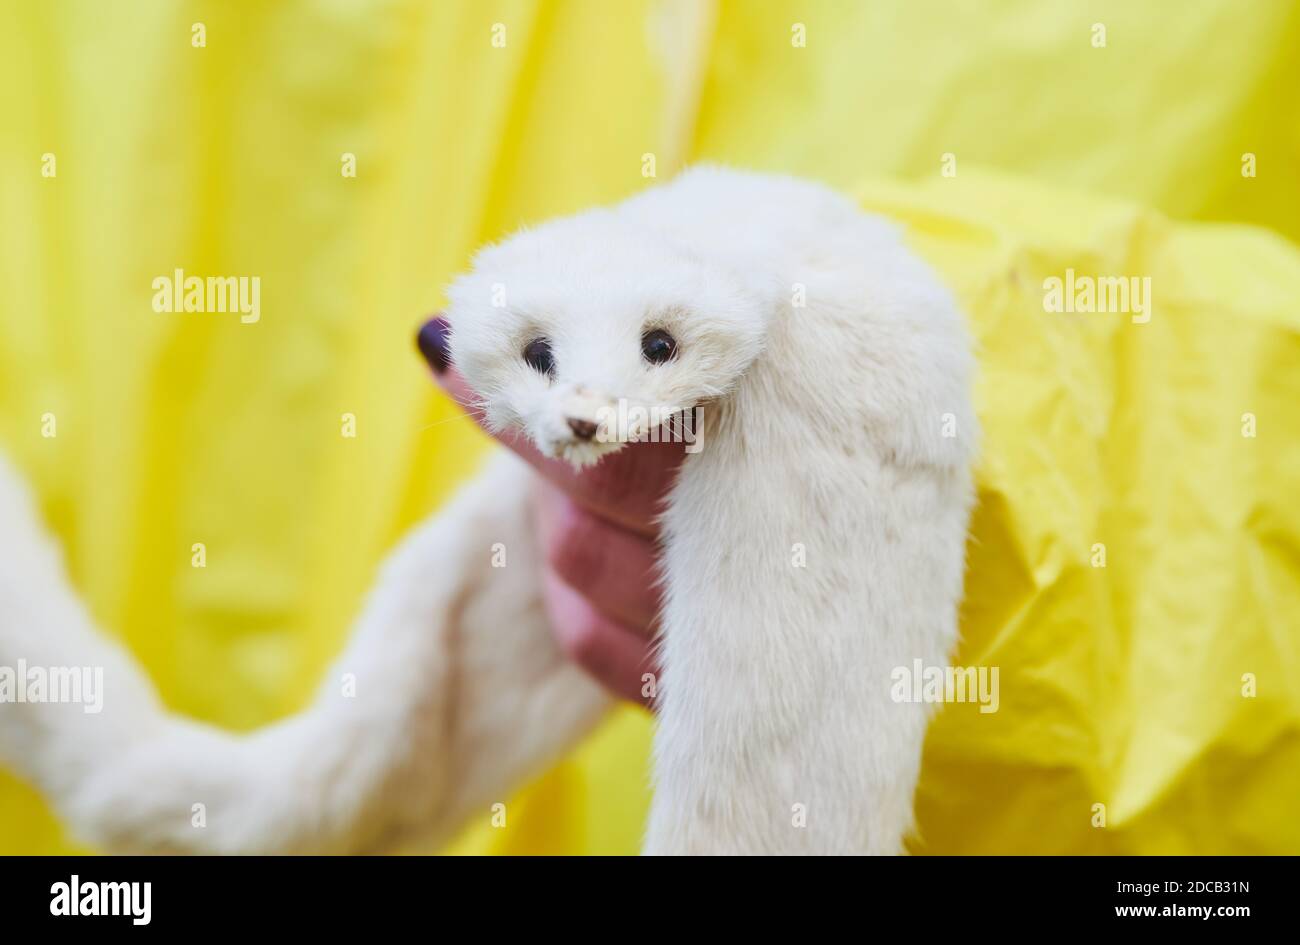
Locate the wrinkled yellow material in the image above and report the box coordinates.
[1,1,1296,854]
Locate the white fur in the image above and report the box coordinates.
[0,167,975,854]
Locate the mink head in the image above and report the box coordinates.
[445,208,769,467]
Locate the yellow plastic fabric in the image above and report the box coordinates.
[866,172,1300,853]
[2,1,1297,854]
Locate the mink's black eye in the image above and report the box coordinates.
[523,337,555,378]
[641,329,677,365]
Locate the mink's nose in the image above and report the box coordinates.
[567,417,598,440]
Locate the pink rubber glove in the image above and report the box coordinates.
[417,315,683,707]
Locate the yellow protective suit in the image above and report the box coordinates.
[1,0,1296,855]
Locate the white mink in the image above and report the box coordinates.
[0,167,975,855]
